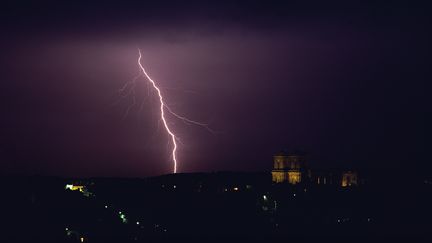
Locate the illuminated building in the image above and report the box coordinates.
[313,170,335,185]
[341,171,358,187]
[65,184,85,192]
[271,150,360,186]
[271,151,308,184]
[65,183,93,197]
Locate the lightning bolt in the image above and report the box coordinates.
[137,49,179,173]
[116,49,215,174]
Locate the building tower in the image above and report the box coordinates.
[341,171,358,187]
[271,150,307,184]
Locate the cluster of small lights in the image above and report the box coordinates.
[65,227,84,241]
[154,224,168,232]
[118,212,128,223]
[335,217,372,223]
[64,184,93,197]
[337,218,350,223]
[63,178,383,241]
[64,183,174,242]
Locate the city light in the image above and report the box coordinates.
[119,213,127,223]
[65,184,84,192]
[2,1,426,242]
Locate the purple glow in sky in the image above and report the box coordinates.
[0,1,427,177]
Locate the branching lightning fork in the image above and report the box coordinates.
[136,49,179,173]
[119,49,214,174]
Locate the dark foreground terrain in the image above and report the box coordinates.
[1,171,431,242]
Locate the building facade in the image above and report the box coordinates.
[271,151,308,184]
[271,150,359,187]
[341,171,358,187]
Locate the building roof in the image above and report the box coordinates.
[274,149,307,157]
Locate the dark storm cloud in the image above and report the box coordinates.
[0,0,427,176]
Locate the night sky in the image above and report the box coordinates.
[1,1,427,177]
